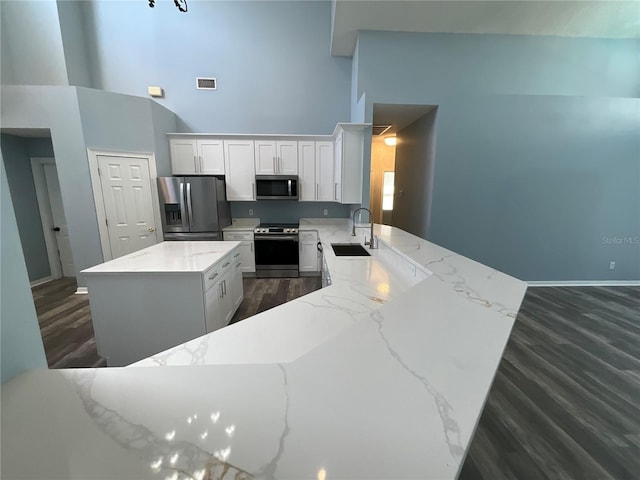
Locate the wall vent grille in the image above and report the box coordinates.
[372,124,392,136]
[196,77,217,90]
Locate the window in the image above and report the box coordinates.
[382,171,394,211]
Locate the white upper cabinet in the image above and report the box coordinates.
[254,141,278,175]
[167,124,366,203]
[224,140,256,201]
[298,141,316,201]
[277,141,298,175]
[198,139,225,174]
[334,126,365,204]
[255,140,298,175]
[170,138,224,175]
[170,139,198,174]
[315,141,334,202]
[333,132,343,203]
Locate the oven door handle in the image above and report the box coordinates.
[254,235,299,242]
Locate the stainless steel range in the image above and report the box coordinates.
[253,223,299,278]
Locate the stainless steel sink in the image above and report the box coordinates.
[331,243,371,257]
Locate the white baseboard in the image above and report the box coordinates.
[75,287,89,295]
[30,276,54,287]
[527,280,640,287]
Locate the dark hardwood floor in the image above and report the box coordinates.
[230,276,322,324]
[460,286,640,480]
[32,277,105,369]
[32,279,640,479]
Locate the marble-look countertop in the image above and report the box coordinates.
[81,241,241,274]
[223,218,260,231]
[2,219,527,480]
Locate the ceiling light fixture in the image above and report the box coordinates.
[148,0,188,12]
[384,136,397,146]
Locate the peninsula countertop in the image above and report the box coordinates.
[2,219,527,480]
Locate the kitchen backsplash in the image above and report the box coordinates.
[230,201,353,223]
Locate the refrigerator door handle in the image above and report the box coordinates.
[288,179,292,196]
[186,182,194,228]
[179,182,188,228]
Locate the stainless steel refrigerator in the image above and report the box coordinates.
[157,176,231,240]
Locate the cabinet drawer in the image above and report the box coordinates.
[203,264,223,292]
[299,230,318,241]
[223,231,254,241]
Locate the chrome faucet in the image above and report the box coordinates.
[351,207,377,249]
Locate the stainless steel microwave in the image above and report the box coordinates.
[255,175,298,200]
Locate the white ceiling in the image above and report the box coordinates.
[331,0,640,56]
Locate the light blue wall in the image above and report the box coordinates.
[356,32,639,100]
[0,134,52,282]
[354,32,640,281]
[56,0,93,87]
[1,154,48,383]
[82,0,351,133]
[2,86,177,288]
[0,0,68,85]
[394,109,437,240]
[230,201,352,223]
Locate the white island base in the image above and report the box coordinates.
[82,241,243,366]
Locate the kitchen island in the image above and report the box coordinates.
[1,220,527,480]
[81,241,243,366]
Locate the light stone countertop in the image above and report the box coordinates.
[222,218,261,232]
[1,218,527,480]
[81,241,241,274]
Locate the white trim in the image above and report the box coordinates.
[527,280,640,287]
[75,287,88,295]
[30,157,63,279]
[30,275,54,287]
[87,149,164,262]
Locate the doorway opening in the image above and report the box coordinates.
[370,103,438,239]
[1,129,104,367]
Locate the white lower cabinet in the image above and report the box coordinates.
[85,245,243,367]
[223,231,255,274]
[204,252,242,332]
[299,230,320,273]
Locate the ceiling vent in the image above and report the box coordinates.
[196,77,217,90]
[372,124,392,136]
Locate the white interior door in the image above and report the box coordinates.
[97,155,158,259]
[42,163,75,277]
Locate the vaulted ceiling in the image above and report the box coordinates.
[331,0,640,56]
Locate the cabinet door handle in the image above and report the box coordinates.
[208,272,219,280]
[222,262,230,268]
[250,242,253,252]
[273,156,276,173]
[236,262,242,268]
[223,280,227,296]
[252,183,255,199]
[334,182,339,200]
[194,155,198,172]
[219,283,224,298]
[234,253,240,258]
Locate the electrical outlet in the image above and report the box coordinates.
[609,261,616,270]
[249,209,254,216]
[323,209,328,216]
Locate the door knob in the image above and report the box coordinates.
[148,227,155,232]
[53,227,61,232]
